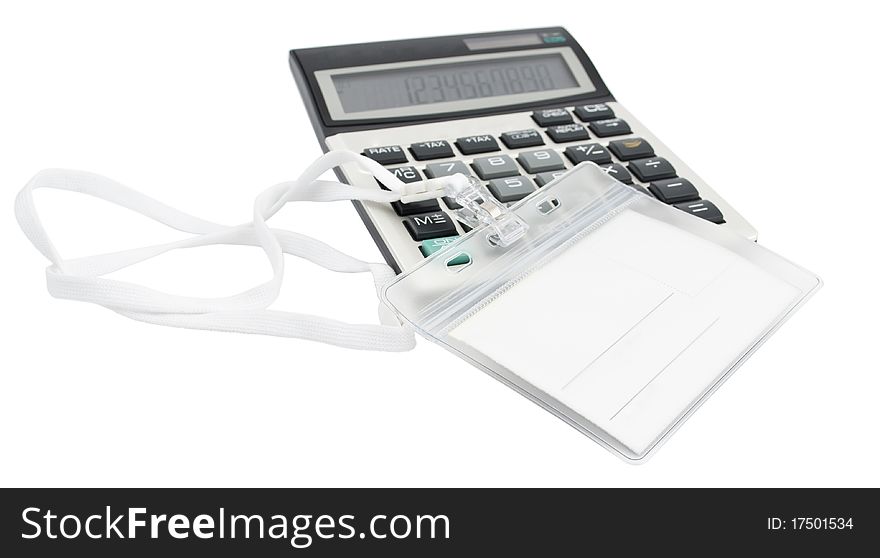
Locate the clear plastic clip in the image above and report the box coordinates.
[445,175,529,248]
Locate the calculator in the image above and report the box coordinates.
[289,27,756,273]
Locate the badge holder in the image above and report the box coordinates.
[381,163,821,462]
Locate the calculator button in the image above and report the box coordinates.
[486,176,536,203]
[628,157,676,182]
[362,145,407,165]
[419,236,469,266]
[546,123,590,143]
[588,118,632,138]
[608,137,655,161]
[409,140,454,161]
[574,103,615,122]
[403,211,458,241]
[443,194,483,210]
[455,135,499,155]
[443,196,462,210]
[564,143,612,165]
[674,199,725,224]
[424,160,472,179]
[377,166,442,216]
[599,163,633,184]
[472,155,519,180]
[382,165,422,184]
[648,178,700,204]
[500,129,545,149]
[390,198,441,216]
[534,170,567,187]
[532,108,573,127]
[518,149,566,173]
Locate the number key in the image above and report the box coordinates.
[486,176,535,203]
[472,155,519,180]
[518,149,566,173]
[424,160,472,179]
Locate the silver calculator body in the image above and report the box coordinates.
[290,28,756,273]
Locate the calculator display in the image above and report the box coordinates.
[333,53,578,113]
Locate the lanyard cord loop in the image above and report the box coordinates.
[14,151,452,351]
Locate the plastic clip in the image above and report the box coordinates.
[445,174,529,248]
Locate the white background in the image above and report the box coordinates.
[1,0,878,487]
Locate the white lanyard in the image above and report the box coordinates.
[14,151,464,351]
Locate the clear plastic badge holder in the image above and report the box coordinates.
[382,163,821,462]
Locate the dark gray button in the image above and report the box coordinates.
[377,166,441,216]
[628,157,676,182]
[403,211,458,240]
[546,123,590,143]
[532,108,573,127]
[472,155,519,180]
[600,163,633,184]
[574,103,615,122]
[363,145,407,165]
[518,149,566,173]
[500,129,544,149]
[455,135,499,155]
[534,170,567,187]
[674,199,725,224]
[564,143,612,165]
[486,176,535,203]
[588,118,632,138]
[424,160,471,179]
[409,140,454,161]
[648,178,700,204]
[608,137,654,161]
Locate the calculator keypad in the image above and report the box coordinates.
[347,102,737,269]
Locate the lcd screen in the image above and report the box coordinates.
[331,52,582,113]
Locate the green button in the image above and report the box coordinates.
[420,236,470,265]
